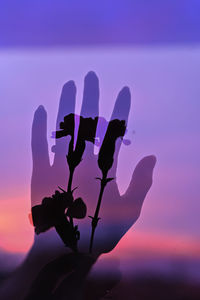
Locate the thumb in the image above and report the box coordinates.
[122,155,156,220]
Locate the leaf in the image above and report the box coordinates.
[66,198,87,219]
[88,216,101,228]
[105,177,115,183]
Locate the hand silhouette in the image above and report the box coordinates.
[0,71,156,300]
[31,71,156,258]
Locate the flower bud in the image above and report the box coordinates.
[98,119,126,177]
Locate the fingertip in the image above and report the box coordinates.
[34,105,47,117]
[56,80,76,129]
[140,155,157,167]
[111,86,131,121]
[62,80,76,94]
[85,71,99,83]
[120,86,131,99]
[60,80,76,106]
[37,104,45,111]
[31,105,50,172]
[150,155,157,167]
[33,105,47,130]
[81,71,99,118]
[84,71,99,94]
[124,155,157,211]
[134,155,157,181]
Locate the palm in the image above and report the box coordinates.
[31,71,156,258]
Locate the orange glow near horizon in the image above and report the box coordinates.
[0,192,200,258]
[114,230,200,259]
[1,199,199,261]
[0,196,33,253]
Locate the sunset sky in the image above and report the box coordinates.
[0,1,199,279]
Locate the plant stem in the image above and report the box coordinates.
[67,167,75,227]
[55,216,78,252]
[67,167,74,193]
[89,177,107,254]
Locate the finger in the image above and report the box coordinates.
[80,71,99,118]
[31,106,50,206]
[109,86,131,177]
[56,81,76,130]
[122,155,156,221]
[52,81,76,168]
[80,71,99,158]
[32,105,50,172]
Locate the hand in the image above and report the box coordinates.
[31,71,156,257]
[0,71,156,300]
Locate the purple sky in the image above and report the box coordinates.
[0,1,199,280]
[1,0,200,47]
[0,46,199,254]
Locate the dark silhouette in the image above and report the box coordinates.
[32,113,128,254]
[24,253,96,300]
[0,71,156,299]
[32,187,86,252]
[89,118,127,253]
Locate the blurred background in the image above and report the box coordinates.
[0,0,200,298]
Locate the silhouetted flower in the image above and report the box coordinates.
[78,115,98,143]
[56,113,98,170]
[56,113,98,142]
[55,113,75,138]
[98,119,126,178]
[89,119,126,253]
[46,113,127,253]
[66,198,87,219]
[32,189,87,235]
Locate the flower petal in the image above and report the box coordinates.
[66,198,87,219]
[31,205,54,234]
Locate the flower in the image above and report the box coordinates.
[56,113,98,143]
[56,113,99,170]
[78,115,98,143]
[31,189,87,234]
[55,113,75,139]
[98,119,126,178]
[66,198,87,219]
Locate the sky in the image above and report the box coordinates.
[0,1,200,280]
[1,0,200,46]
